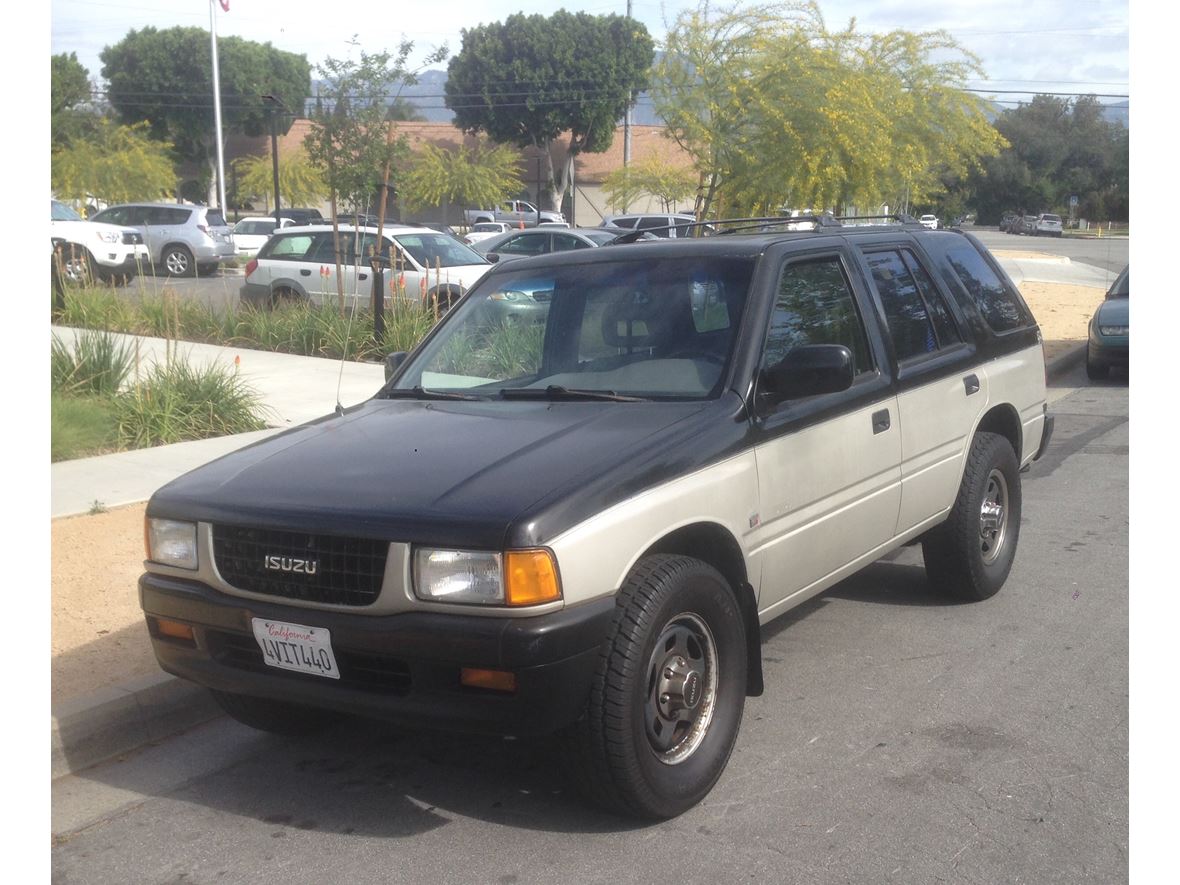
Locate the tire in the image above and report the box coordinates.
[1086,348,1108,380]
[270,285,301,308]
[60,247,95,286]
[564,554,748,819]
[424,287,460,315]
[922,432,1022,601]
[210,689,341,735]
[162,244,196,277]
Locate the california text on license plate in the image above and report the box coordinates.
[251,618,340,679]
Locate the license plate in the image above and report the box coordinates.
[251,618,340,680]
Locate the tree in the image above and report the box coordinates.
[653,1,1006,218]
[399,138,523,220]
[100,27,310,205]
[52,52,95,149]
[231,148,326,211]
[303,40,446,312]
[445,11,654,211]
[52,119,176,204]
[602,153,696,212]
[967,95,1128,223]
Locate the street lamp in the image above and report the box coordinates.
[261,94,289,232]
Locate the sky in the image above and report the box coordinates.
[49,0,1129,111]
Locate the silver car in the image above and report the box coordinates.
[90,202,235,276]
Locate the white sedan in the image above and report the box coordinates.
[463,221,514,245]
[232,216,294,257]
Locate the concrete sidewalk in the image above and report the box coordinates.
[49,250,1100,780]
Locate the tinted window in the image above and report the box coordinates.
[763,258,873,376]
[150,207,191,225]
[945,245,1030,332]
[552,233,589,252]
[637,217,671,235]
[607,217,637,229]
[496,233,548,256]
[235,220,276,235]
[205,210,227,227]
[866,249,961,361]
[583,230,622,246]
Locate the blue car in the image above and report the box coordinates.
[1087,265,1128,380]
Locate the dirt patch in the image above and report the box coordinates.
[50,279,1101,706]
[51,502,159,705]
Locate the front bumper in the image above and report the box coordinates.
[140,572,615,736]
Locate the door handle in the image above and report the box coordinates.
[872,408,891,434]
[963,374,980,395]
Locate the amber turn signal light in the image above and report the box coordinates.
[460,668,517,693]
[504,549,561,606]
[151,617,195,643]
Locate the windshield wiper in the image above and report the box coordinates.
[499,385,647,402]
[381,386,483,401]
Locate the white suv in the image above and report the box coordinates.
[90,202,236,277]
[1033,213,1063,237]
[50,200,148,284]
[919,214,939,230]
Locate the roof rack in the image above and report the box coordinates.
[607,213,928,243]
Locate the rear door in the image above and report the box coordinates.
[858,244,981,533]
[749,248,901,619]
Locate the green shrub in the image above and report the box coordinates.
[114,358,269,448]
[51,393,119,461]
[51,330,135,397]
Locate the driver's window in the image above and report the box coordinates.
[762,257,873,377]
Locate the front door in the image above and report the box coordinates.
[749,251,902,620]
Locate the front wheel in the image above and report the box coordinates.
[564,555,747,819]
[922,432,1022,601]
[1086,348,1109,380]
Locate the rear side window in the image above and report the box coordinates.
[944,245,1030,332]
[266,234,316,260]
[205,210,227,227]
[151,207,191,225]
[866,249,962,361]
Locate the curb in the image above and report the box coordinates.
[51,342,1090,781]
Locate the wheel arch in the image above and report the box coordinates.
[641,521,764,697]
[974,403,1023,462]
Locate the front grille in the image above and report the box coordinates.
[212,525,388,606]
[207,630,411,694]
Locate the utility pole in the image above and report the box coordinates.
[209,1,228,214]
[622,0,633,213]
[262,94,287,232]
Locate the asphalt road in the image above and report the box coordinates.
[51,361,1128,885]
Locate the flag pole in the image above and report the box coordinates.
[209,0,228,214]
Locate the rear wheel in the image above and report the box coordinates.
[60,247,95,286]
[923,432,1022,601]
[210,689,341,735]
[564,555,747,819]
[270,285,301,308]
[163,245,195,277]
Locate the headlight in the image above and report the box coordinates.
[1099,325,1128,336]
[146,518,198,569]
[413,548,561,606]
[95,230,121,244]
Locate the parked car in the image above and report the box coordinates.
[463,221,514,245]
[90,202,235,277]
[410,221,461,238]
[463,200,565,227]
[471,226,636,261]
[600,213,707,238]
[238,224,491,311]
[232,217,295,257]
[1086,265,1128,380]
[276,208,325,225]
[141,216,1053,819]
[1033,213,1063,237]
[50,199,148,284]
[1016,215,1038,235]
[999,212,1019,233]
[919,214,939,230]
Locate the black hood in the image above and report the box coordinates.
[148,397,737,549]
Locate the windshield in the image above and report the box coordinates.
[392,256,755,400]
[393,232,487,269]
[52,200,83,222]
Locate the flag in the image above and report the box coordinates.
[218,1,231,11]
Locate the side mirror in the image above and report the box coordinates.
[485,252,501,263]
[759,344,854,407]
[384,351,408,382]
